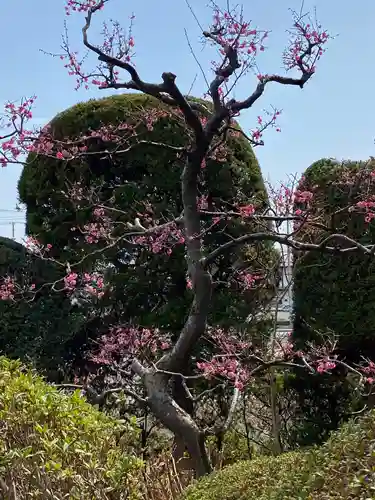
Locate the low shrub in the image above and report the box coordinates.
[183,408,375,499]
[0,357,143,499]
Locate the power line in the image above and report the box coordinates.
[0,209,25,213]
[0,222,25,225]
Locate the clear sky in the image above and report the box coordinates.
[1,0,374,241]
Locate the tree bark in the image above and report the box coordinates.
[143,370,211,478]
[171,376,199,473]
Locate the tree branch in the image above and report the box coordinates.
[203,232,375,267]
[54,383,147,407]
[204,384,240,436]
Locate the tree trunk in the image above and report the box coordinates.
[171,376,197,473]
[144,370,211,478]
[270,370,282,454]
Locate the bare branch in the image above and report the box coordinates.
[204,384,240,436]
[203,232,375,267]
[54,383,147,406]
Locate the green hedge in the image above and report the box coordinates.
[0,357,142,499]
[289,158,375,446]
[292,158,375,357]
[18,93,274,333]
[0,237,92,379]
[184,408,375,499]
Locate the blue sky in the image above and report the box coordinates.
[1,0,374,241]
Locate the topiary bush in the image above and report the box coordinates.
[183,408,375,499]
[288,158,375,447]
[18,93,275,338]
[0,356,143,499]
[292,157,375,357]
[0,237,92,380]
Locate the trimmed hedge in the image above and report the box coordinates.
[292,157,375,357]
[18,93,274,333]
[0,357,143,499]
[289,158,375,446]
[183,408,375,499]
[0,237,92,379]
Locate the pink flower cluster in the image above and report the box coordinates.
[90,325,171,364]
[100,18,135,66]
[269,184,293,216]
[65,0,104,15]
[82,207,113,244]
[250,110,281,143]
[197,358,248,391]
[67,182,84,203]
[60,51,93,91]
[62,1,136,91]
[269,183,314,218]
[64,271,106,298]
[356,200,375,223]
[283,15,329,74]
[25,236,52,256]
[237,271,261,290]
[209,7,269,63]
[133,222,185,256]
[294,189,314,204]
[238,204,255,217]
[361,361,375,384]
[0,277,16,300]
[316,359,336,374]
[196,327,252,390]
[31,109,169,164]
[0,96,36,167]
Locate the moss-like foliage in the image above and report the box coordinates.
[292,158,375,358]
[289,158,375,446]
[18,93,274,334]
[0,357,142,499]
[184,409,375,499]
[0,237,90,379]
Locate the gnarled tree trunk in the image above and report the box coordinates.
[143,370,211,477]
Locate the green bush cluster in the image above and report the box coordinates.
[0,237,90,380]
[184,409,375,499]
[288,158,375,446]
[17,93,276,358]
[0,356,143,499]
[292,157,375,357]
[18,93,272,332]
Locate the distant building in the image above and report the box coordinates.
[270,239,293,339]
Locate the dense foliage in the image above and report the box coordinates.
[289,158,375,446]
[183,408,375,499]
[0,357,143,499]
[292,158,375,357]
[0,237,91,380]
[19,92,275,335]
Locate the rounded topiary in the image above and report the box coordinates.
[0,356,142,499]
[18,93,274,332]
[289,158,375,447]
[183,409,375,500]
[292,157,375,359]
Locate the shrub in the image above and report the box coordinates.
[0,237,91,380]
[18,93,273,333]
[0,357,143,499]
[183,408,375,499]
[292,157,375,358]
[289,158,375,446]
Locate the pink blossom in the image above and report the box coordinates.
[238,204,255,217]
[0,277,16,300]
